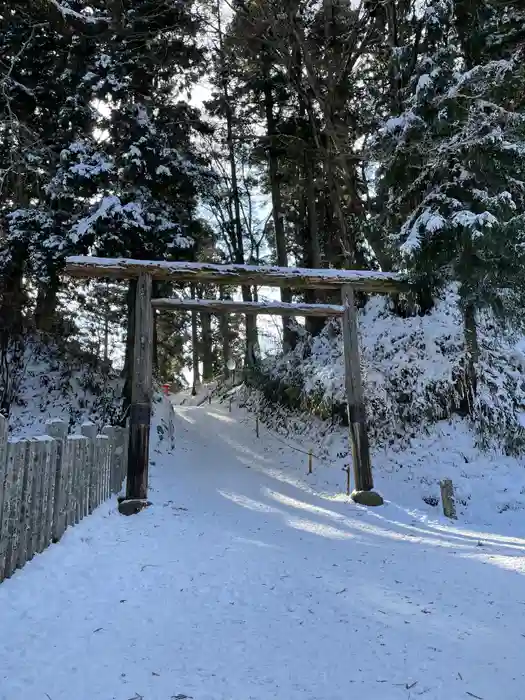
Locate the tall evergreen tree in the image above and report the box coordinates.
[374,0,525,395]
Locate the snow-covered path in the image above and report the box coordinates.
[1,400,525,700]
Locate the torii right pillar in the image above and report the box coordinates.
[341,285,384,506]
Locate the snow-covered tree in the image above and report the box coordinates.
[375,0,525,336]
[73,0,208,263]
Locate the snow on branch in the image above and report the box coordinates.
[47,0,109,24]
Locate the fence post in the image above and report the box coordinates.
[3,439,28,579]
[102,426,115,501]
[46,420,68,543]
[23,438,53,565]
[440,479,457,519]
[0,416,7,580]
[67,435,88,525]
[81,422,97,514]
[41,438,57,552]
[111,428,121,494]
[114,427,127,494]
[23,439,42,566]
[95,435,110,508]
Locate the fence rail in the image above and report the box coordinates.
[0,416,128,583]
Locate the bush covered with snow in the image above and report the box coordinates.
[7,338,124,437]
[253,287,525,455]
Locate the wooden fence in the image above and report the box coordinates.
[0,416,128,583]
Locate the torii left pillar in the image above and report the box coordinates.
[119,273,153,515]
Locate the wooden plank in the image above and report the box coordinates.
[67,435,87,524]
[0,416,8,579]
[28,439,46,563]
[102,427,115,499]
[16,439,34,569]
[124,273,153,506]
[341,285,383,506]
[64,256,407,294]
[3,440,28,578]
[45,420,68,543]
[114,427,127,494]
[81,423,97,514]
[75,437,88,522]
[63,437,75,528]
[42,439,58,551]
[152,298,345,317]
[96,435,110,505]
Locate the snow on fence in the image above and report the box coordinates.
[0,416,128,583]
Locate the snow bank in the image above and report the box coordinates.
[256,287,525,454]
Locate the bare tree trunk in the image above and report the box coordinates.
[219,286,230,375]
[191,284,200,395]
[216,0,258,365]
[201,311,214,382]
[103,292,110,365]
[263,73,294,351]
[34,279,59,334]
[462,300,479,412]
[151,281,160,374]
[122,279,137,420]
[304,150,326,336]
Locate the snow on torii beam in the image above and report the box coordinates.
[64,256,407,294]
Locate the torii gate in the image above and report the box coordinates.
[64,256,407,513]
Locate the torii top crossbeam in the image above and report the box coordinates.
[64,256,406,294]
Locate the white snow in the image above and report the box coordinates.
[1,396,525,699]
[416,73,432,95]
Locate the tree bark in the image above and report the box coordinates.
[34,280,59,334]
[200,310,214,382]
[191,284,200,395]
[219,286,230,375]
[217,1,258,364]
[304,149,326,336]
[463,300,479,410]
[122,278,137,421]
[263,73,294,351]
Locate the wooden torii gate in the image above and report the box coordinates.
[64,256,406,513]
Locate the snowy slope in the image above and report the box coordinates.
[260,287,525,454]
[0,397,524,700]
[238,386,525,532]
[8,341,123,437]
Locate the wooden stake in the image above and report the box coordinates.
[122,273,153,512]
[256,415,259,438]
[229,396,233,413]
[440,479,457,519]
[341,285,383,507]
[308,449,313,475]
[345,466,351,496]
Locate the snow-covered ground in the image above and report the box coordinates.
[237,385,525,533]
[1,395,525,700]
